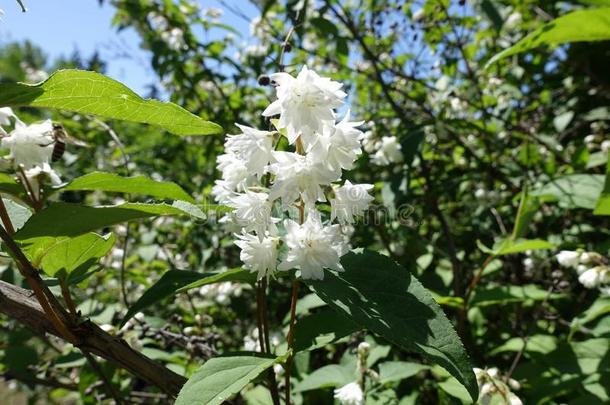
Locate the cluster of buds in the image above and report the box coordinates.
[556,250,610,292]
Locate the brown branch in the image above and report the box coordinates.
[0,279,186,396]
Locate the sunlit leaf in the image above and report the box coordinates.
[59,172,194,203]
[0,70,223,136]
[308,250,478,401]
[486,8,610,67]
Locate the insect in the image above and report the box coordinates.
[46,123,89,161]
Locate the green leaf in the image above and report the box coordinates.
[486,8,610,67]
[495,238,555,256]
[175,267,256,293]
[308,250,478,402]
[15,201,204,242]
[40,233,115,278]
[593,158,610,215]
[470,284,564,307]
[480,0,503,31]
[293,309,360,352]
[491,334,558,356]
[0,173,25,199]
[511,188,540,239]
[553,111,574,132]
[570,297,610,338]
[0,70,222,136]
[60,172,194,203]
[294,364,355,392]
[122,268,254,326]
[532,174,604,210]
[2,198,32,231]
[13,202,205,262]
[175,354,281,405]
[378,361,429,384]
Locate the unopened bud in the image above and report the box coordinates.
[258,75,270,86]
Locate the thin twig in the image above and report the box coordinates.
[83,352,125,405]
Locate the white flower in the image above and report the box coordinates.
[504,12,522,30]
[203,7,223,19]
[262,65,346,145]
[268,151,337,206]
[508,393,523,405]
[227,190,273,238]
[311,111,363,173]
[2,120,55,169]
[556,250,580,269]
[225,124,275,178]
[234,232,279,280]
[601,140,610,153]
[578,267,602,289]
[212,180,235,204]
[1,120,61,192]
[244,328,261,351]
[412,8,425,22]
[371,136,403,166]
[0,107,16,127]
[161,27,186,51]
[278,211,347,280]
[333,382,364,405]
[330,181,374,224]
[216,152,250,190]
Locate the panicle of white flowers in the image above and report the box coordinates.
[0,109,62,200]
[473,367,522,405]
[556,250,610,292]
[213,66,374,281]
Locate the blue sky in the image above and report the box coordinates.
[0,0,257,96]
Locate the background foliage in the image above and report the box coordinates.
[0,0,609,404]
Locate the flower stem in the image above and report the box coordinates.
[284,279,300,404]
[257,279,281,405]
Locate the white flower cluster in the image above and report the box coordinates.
[147,12,186,51]
[333,382,364,405]
[556,250,610,292]
[213,66,374,281]
[474,367,522,405]
[362,122,403,166]
[0,108,61,199]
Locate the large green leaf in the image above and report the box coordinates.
[13,202,205,261]
[0,70,222,136]
[486,8,610,67]
[308,250,478,401]
[532,174,604,209]
[293,308,360,352]
[59,172,194,203]
[15,201,204,241]
[121,268,254,326]
[175,354,281,405]
[39,232,115,278]
[594,158,610,215]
